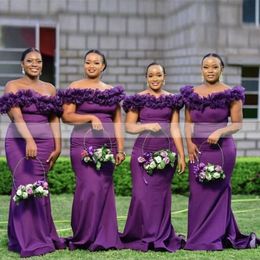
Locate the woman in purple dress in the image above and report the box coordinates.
[61,49,125,251]
[0,48,66,257]
[181,53,259,250]
[120,63,186,252]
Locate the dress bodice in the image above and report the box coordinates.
[59,85,125,122]
[180,85,245,138]
[123,93,183,123]
[59,86,125,144]
[0,89,60,123]
[123,93,183,150]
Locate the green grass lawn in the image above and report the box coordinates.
[0,194,259,260]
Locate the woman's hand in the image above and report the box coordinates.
[26,139,37,159]
[207,130,222,144]
[187,142,200,163]
[144,123,161,132]
[91,116,103,131]
[46,150,61,170]
[177,156,186,174]
[115,152,126,166]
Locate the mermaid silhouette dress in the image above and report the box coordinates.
[181,85,260,250]
[120,93,185,252]
[0,89,66,258]
[59,86,125,250]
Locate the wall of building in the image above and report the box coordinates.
[0,0,259,156]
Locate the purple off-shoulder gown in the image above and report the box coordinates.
[0,90,66,258]
[181,85,260,250]
[60,86,125,251]
[120,93,185,252]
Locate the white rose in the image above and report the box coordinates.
[105,154,112,160]
[16,190,22,196]
[206,174,212,181]
[22,192,28,199]
[26,184,33,189]
[150,161,157,169]
[154,156,162,164]
[213,172,220,179]
[207,165,215,172]
[43,190,49,196]
[35,186,44,193]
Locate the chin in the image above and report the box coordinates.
[87,74,99,79]
[206,79,219,84]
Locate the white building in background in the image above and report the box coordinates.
[0,0,259,156]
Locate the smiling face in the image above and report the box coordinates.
[201,57,223,84]
[84,52,105,79]
[21,51,43,78]
[146,64,165,91]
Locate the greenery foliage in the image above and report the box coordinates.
[0,157,259,195]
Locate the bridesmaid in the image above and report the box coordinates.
[0,48,66,257]
[120,63,186,252]
[60,49,125,250]
[181,53,259,250]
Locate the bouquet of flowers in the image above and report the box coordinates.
[81,145,115,170]
[13,180,49,205]
[138,149,176,175]
[194,162,225,183]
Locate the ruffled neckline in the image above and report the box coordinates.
[58,85,125,106]
[0,89,60,114]
[123,93,183,112]
[180,85,245,111]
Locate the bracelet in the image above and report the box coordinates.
[117,151,126,156]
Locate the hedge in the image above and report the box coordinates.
[0,156,259,195]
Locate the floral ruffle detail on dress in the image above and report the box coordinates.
[180,85,245,111]
[122,93,183,112]
[57,85,125,106]
[0,89,62,115]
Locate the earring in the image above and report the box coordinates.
[146,82,149,88]
[22,68,25,75]
[163,80,166,86]
[219,73,223,82]
[201,74,204,82]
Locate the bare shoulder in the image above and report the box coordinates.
[138,90,149,95]
[162,90,172,95]
[68,79,85,89]
[4,79,23,94]
[40,81,57,95]
[101,83,113,90]
[193,84,203,91]
[220,83,231,91]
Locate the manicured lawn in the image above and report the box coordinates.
[0,194,259,259]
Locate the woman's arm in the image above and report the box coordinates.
[125,110,161,134]
[62,103,103,130]
[47,114,61,169]
[170,110,185,173]
[113,104,125,165]
[184,107,199,163]
[4,84,37,158]
[207,100,243,144]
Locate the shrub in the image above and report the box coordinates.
[0,157,259,195]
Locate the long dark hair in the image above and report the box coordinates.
[20,47,41,61]
[84,49,107,71]
[201,53,225,68]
